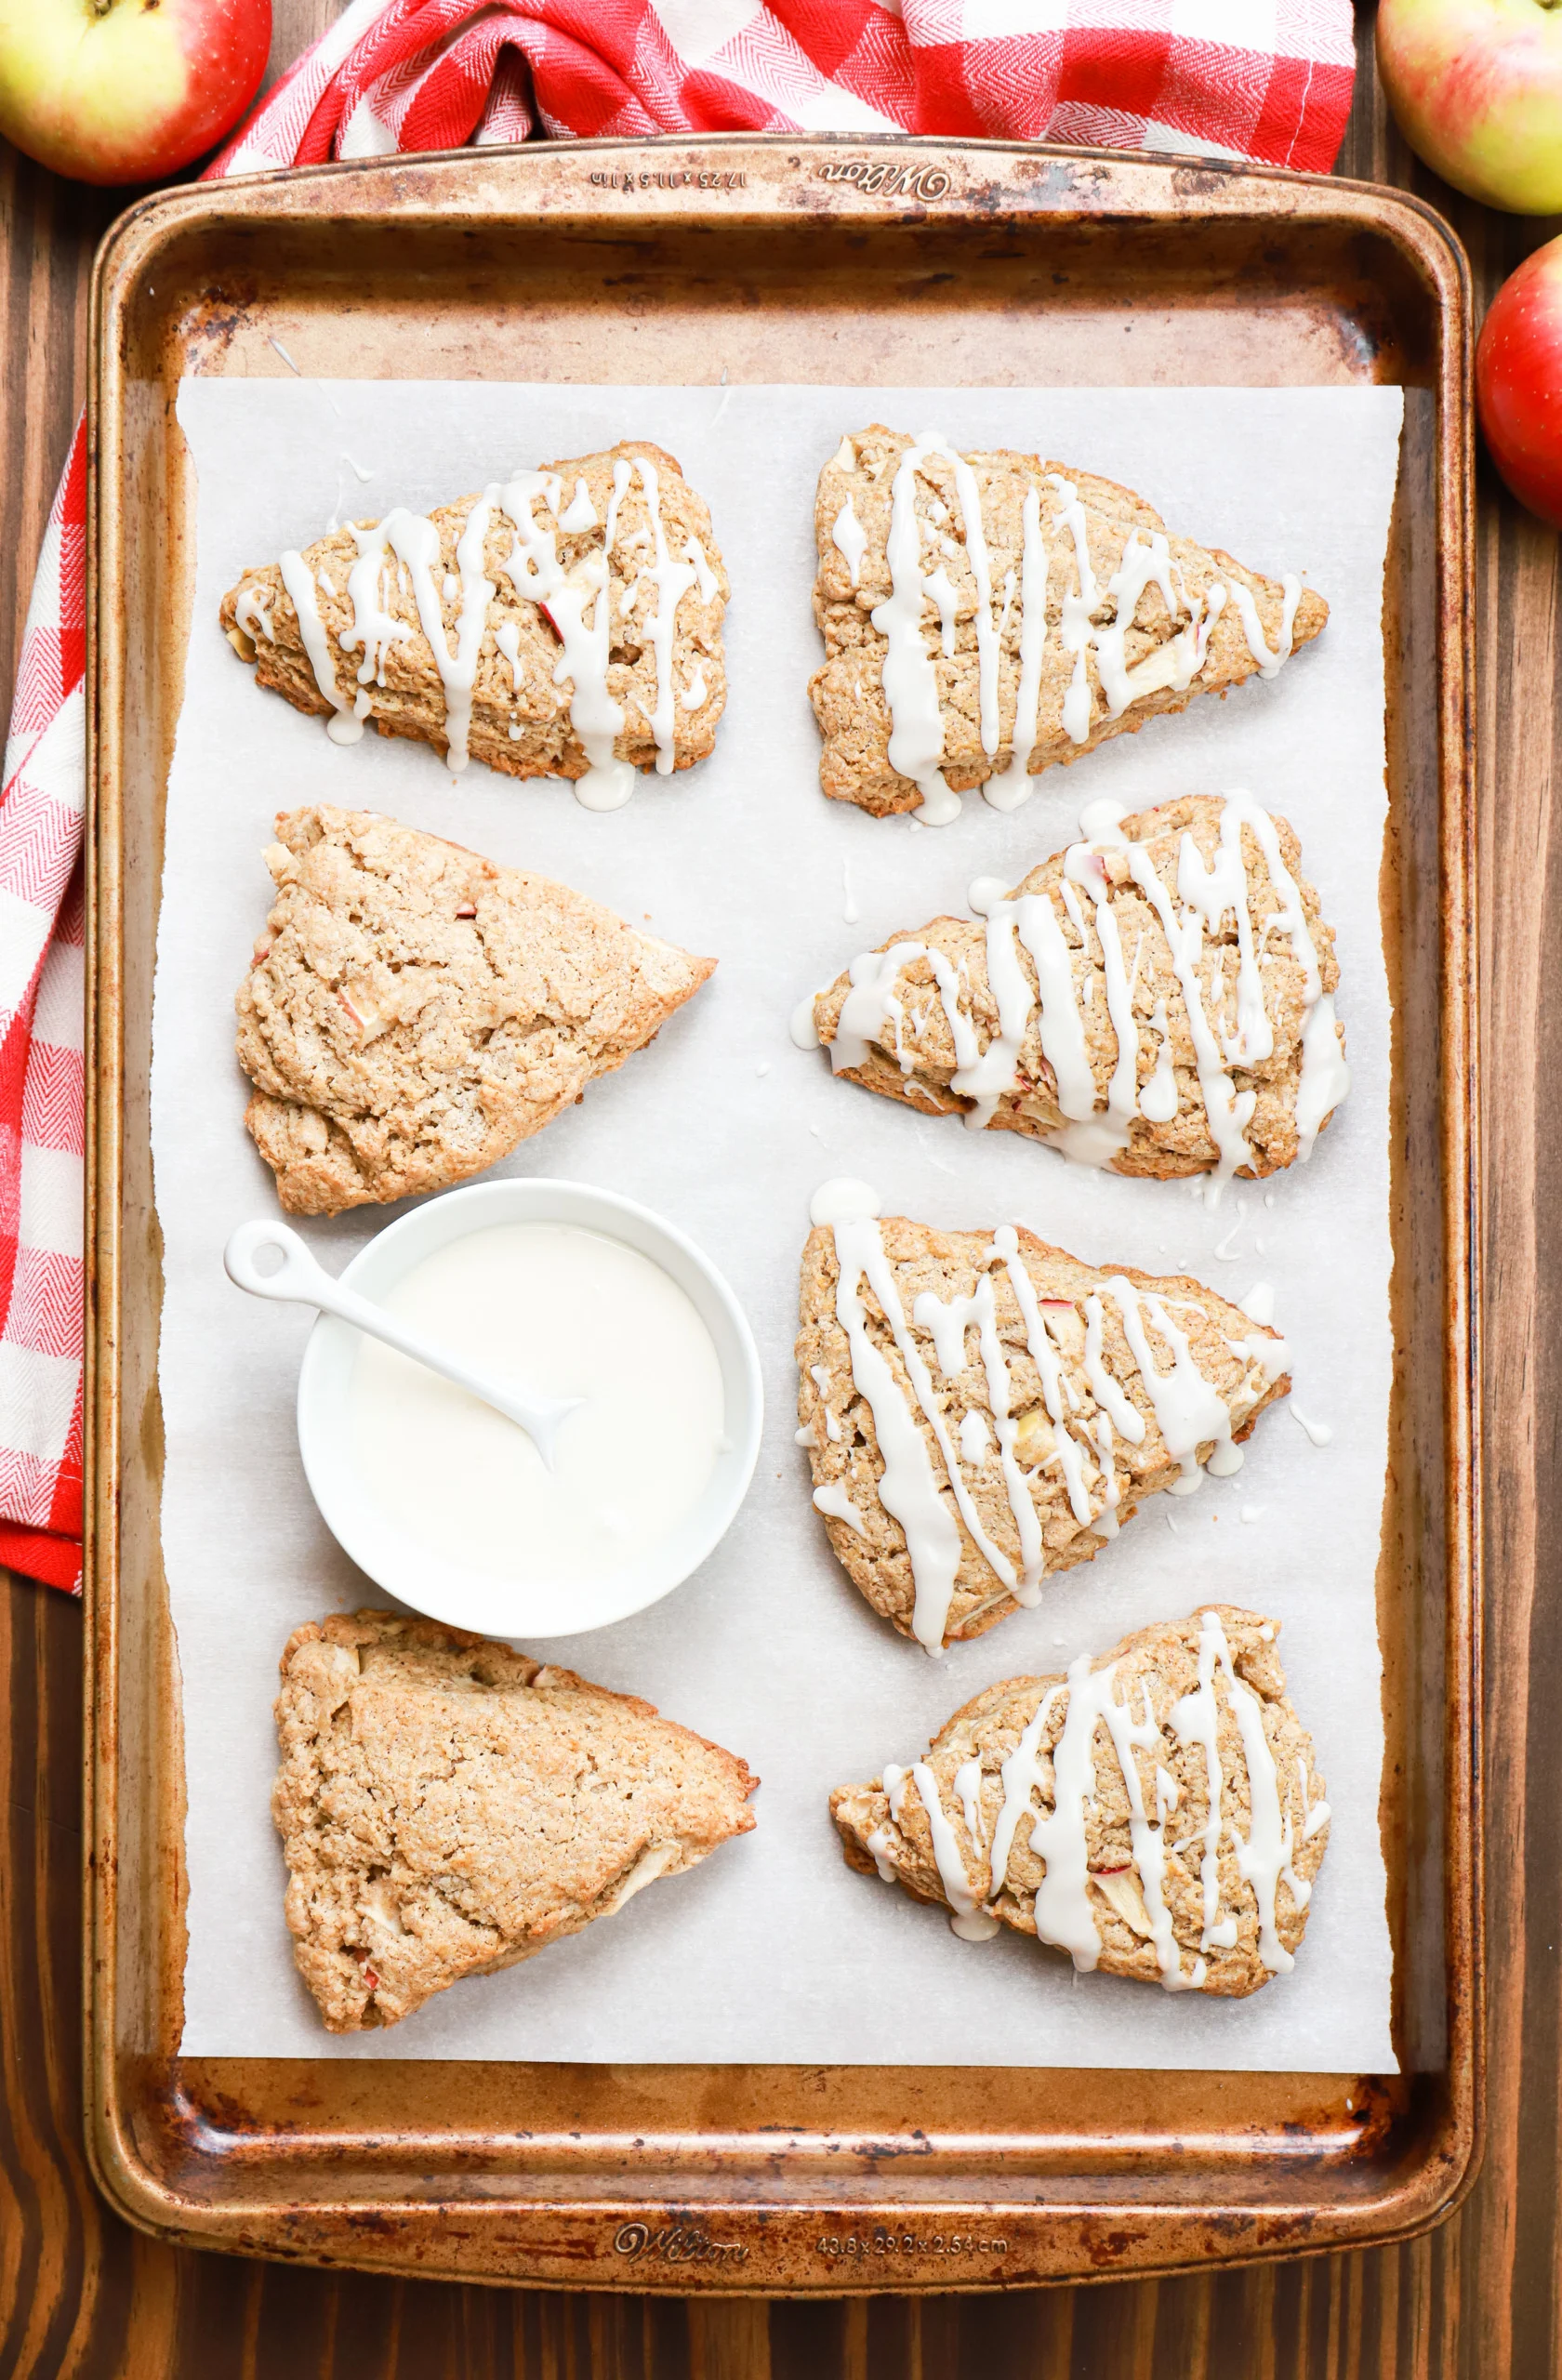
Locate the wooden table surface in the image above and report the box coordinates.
[0,6,1551,2370]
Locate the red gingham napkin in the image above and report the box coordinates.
[0,0,1355,1594]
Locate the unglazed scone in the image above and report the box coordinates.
[221,443,727,806]
[811,427,1328,819]
[830,1606,1329,1997]
[805,794,1349,1183]
[237,805,714,1214]
[797,1191,1289,1650]
[273,1610,758,2033]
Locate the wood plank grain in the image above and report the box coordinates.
[0,0,1552,2368]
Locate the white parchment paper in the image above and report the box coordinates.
[159,378,1403,2068]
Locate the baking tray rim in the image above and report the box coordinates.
[82,135,1482,2292]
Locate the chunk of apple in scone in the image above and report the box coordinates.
[798,1190,1289,1652]
[831,1606,1329,1997]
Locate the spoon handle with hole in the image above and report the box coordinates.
[222,1219,582,1468]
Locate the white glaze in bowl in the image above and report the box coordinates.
[296,1177,763,1636]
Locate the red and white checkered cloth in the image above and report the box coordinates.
[0,0,1355,1593]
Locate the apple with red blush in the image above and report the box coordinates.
[0,0,271,187]
[1477,235,1562,530]
[1377,0,1562,215]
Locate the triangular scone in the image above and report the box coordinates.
[798,1199,1289,1651]
[811,427,1327,819]
[220,443,727,806]
[830,1606,1329,1998]
[807,795,1348,1184]
[237,805,715,1215]
[273,1610,758,2033]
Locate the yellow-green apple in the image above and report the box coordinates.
[0,0,271,187]
[1377,0,1562,214]
[1476,236,1562,528]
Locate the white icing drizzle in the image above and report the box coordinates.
[867,1610,1305,1990]
[1168,1609,1304,1972]
[1106,1276,1234,1489]
[853,439,1305,814]
[985,1659,1200,1990]
[875,1758,1000,1939]
[1141,998,1178,1122]
[1227,575,1303,678]
[825,1210,977,1652]
[341,520,414,694]
[1296,1754,1332,1842]
[330,501,496,771]
[822,792,1345,1184]
[1291,1405,1333,1448]
[683,536,719,605]
[635,453,697,775]
[444,495,496,769]
[871,432,962,825]
[992,1228,1094,1528]
[1296,994,1351,1157]
[498,462,631,811]
[1092,529,1183,717]
[986,483,1048,813]
[1049,476,1100,745]
[865,1825,900,1884]
[235,585,275,642]
[809,1363,841,1441]
[559,479,596,533]
[832,496,867,588]
[1119,835,1255,1189]
[954,1756,986,1853]
[942,445,1002,759]
[831,941,982,1089]
[280,454,719,807]
[279,550,359,742]
[812,1480,867,1537]
[909,1762,981,1915]
[923,564,958,657]
[790,992,824,1051]
[810,1194,1273,1647]
[913,1270,1043,1606]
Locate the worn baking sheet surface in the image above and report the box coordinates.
[158,377,1401,2069]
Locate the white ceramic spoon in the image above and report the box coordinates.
[223,1218,585,1471]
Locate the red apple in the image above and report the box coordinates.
[1476,236,1562,529]
[1377,0,1562,215]
[0,0,271,187]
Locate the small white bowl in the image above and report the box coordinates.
[296,1177,763,1639]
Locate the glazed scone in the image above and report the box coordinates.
[221,443,727,806]
[237,805,714,1215]
[798,1192,1289,1650]
[830,1606,1329,1998]
[805,794,1349,1184]
[811,427,1327,819]
[273,1610,758,2033]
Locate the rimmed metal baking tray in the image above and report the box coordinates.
[84,135,1479,2293]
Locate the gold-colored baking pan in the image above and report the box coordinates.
[84,135,1479,2293]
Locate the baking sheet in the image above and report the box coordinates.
[158,377,1402,2069]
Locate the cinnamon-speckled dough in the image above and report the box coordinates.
[221,442,727,787]
[830,1606,1328,1997]
[272,1609,758,2033]
[798,1216,1289,1648]
[811,796,1346,1180]
[810,426,1328,813]
[236,804,714,1214]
